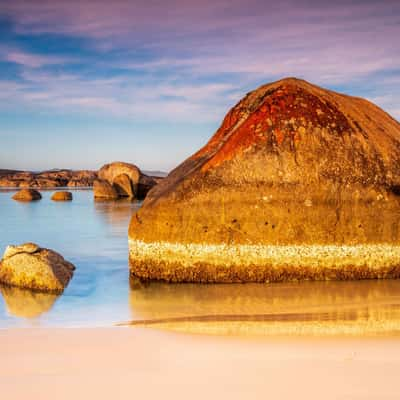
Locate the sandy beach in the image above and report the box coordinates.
[1,328,399,399]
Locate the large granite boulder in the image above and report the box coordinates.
[97,161,158,200]
[12,189,42,201]
[129,77,400,283]
[93,179,119,200]
[0,243,75,293]
[51,191,73,201]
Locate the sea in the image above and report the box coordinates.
[1,189,400,335]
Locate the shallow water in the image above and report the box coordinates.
[1,189,400,335]
[0,189,140,327]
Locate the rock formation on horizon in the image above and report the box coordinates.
[0,169,97,188]
[94,162,160,200]
[129,77,400,283]
[0,164,164,194]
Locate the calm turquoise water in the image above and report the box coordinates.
[1,189,400,335]
[0,190,141,327]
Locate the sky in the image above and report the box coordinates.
[0,0,399,172]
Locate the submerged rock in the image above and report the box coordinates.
[51,191,73,201]
[12,189,42,201]
[0,243,75,293]
[129,77,400,283]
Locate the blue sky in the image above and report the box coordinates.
[0,0,399,172]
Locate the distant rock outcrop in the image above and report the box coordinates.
[51,191,73,201]
[12,189,42,201]
[0,165,163,197]
[0,169,97,188]
[129,77,400,283]
[96,162,159,200]
[0,243,75,293]
[98,162,141,187]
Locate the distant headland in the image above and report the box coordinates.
[0,166,167,189]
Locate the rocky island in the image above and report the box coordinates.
[94,162,161,200]
[0,169,97,188]
[0,163,164,196]
[129,77,400,283]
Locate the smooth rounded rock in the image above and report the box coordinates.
[0,243,75,293]
[51,191,73,201]
[129,77,400,283]
[4,243,40,259]
[97,161,158,200]
[98,162,141,187]
[12,189,42,202]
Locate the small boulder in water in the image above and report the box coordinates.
[51,191,73,201]
[12,189,42,201]
[0,243,75,293]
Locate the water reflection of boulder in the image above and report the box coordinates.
[0,285,59,318]
[94,199,141,228]
[128,278,400,336]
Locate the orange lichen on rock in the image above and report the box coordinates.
[128,77,400,283]
[202,109,266,170]
[196,81,356,172]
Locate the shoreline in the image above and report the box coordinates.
[1,327,400,399]
[117,314,400,337]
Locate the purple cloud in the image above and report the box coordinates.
[0,0,399,120]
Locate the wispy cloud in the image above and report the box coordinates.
[0,0,399,170]
[0,46,70,68]
[0,68,237,122]
[7,51,64,68]
[2,1,400,78]
[369,94,400,120]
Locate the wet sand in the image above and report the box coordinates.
[1,328,399,399]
